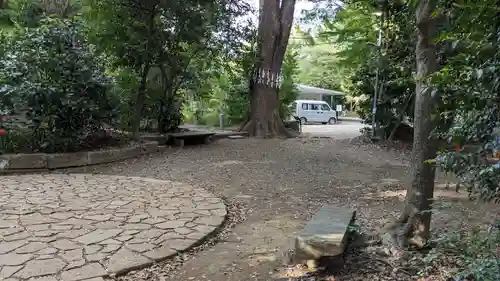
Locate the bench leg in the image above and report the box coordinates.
[306,259,318,271]
[174,139,184,148]
[203,135,212,144]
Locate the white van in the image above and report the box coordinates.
[290,100,337,125]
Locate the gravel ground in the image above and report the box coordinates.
[59,137,499,281]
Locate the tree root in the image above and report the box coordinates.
[239,117,250,132]
[240,113,298,139]
[240,119,253,134]
[383,207,428,253]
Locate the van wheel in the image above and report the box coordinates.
[328,117,337,125]
[299,117,307,125]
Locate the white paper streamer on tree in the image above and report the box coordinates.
[253,68,282,89]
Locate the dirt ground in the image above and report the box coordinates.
[61,137,499,281]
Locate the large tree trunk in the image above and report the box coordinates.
[388,0,438,251]
[241,0,297,138]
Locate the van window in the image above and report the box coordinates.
[301,103,308,110]
[320,104,331,111]
[310,104,319,111]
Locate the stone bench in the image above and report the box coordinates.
[294,205,356,270]
[166,131,216,147]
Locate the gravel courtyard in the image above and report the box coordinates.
[59,137,498,281]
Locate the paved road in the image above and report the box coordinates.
[301,120,366,139]
[182,119,366,140]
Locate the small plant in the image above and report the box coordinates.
[420,223,500,281]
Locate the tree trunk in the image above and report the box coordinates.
[388,93,414,141]
[242,0,297,138]
[131,63,151,139]
[388,0,438,250]
[130,7,157,139]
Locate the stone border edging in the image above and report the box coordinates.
[0,141,159,171]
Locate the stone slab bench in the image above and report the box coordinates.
[294,205,356,270]
[142,131,248,145]
[166,131,216,147]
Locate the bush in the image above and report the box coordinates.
[107,66,140,131]
[0,18,116,153]
[225,83,249,125]
[420,224,500,281]
[279,48,299,119]
[157,95,182,133]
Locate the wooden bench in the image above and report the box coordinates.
[166,131,215,147]
[294,205,356,271]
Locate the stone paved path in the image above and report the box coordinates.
[0,174,226,281]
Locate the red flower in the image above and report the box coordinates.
[455,145,462,151]
[0,129,6,135]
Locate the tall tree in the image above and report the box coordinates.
[87,0,248,137]
[241,0,297,138]
[388,0,439,250]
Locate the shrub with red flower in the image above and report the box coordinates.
[0,115,5,136]
[0,115,5,154]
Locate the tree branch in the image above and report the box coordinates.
[271,0,296,72]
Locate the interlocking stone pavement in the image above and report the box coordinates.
[0,174,226,281]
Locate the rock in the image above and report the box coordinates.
[14,258,66,278]
[59,248,83,262]
[107,248,152,274]
[381,233,393,246]
[0,253,34,266]
[156,220,188,229]
[141,141,159,154]
[0,265,23,278]
[0,154,47,169]
[0,240,27,254]
[125,243,156,253]
[52,239,79,250]
[60,262,107,281]
[16,242,49,254]
[46,152,89,169]
[143,246,177,261]
[74,229,123,245]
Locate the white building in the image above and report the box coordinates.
[296,84,346,109]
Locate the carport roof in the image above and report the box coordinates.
[297,84,345,96]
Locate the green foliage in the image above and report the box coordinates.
[0,0,82,30]
[301,0,416,136]
[0,18,115,153]
[421,225,500,281]
[279,48,299,119]
[0,0,44,28]
[433,1,500,202]
[307,1,499,201]
[86,0,251,133]
[224,82,250,125]
[107,66,141,131]
[186,40,299,127]
[296,44,344,91]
